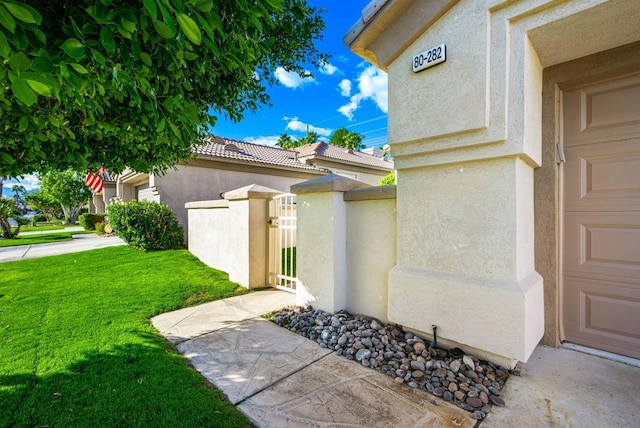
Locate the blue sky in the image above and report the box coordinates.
[211,0,388,149]
[2,1,386,195]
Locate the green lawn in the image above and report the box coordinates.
[0,231,93,248]
[0,247,251,427]
[20,225,66,232]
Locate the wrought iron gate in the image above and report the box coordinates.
[267,193,297,292]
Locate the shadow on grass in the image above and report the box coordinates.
[0,333,250,428]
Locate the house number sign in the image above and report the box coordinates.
[412,44,446,73]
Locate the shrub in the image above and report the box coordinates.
[78,213,106,230]
[95,221,106,235]
[108,200,184,251]
[33,213,47,222]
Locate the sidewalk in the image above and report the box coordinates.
[0,234,125,262]
[18,225,84,236]
[152,289,640,427]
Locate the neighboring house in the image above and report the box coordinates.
[295,143,392,184]
[88,169,117,214]
[111,136,393,239]
[345,0,640,363]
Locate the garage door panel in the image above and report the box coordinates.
[563,73,640,147]
[563,213,640,281]
[563,139,640,211]
[563,278,640,359]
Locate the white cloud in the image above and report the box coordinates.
[274,67,314,89]
[2,174,40,193]
[244,135,281,147]
[338,66,388,120]
[285,119,332,137]
[319,61,339,76]
[338,79,352,97]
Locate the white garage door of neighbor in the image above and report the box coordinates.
[562,72,640,359]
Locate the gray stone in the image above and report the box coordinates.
[470,411,485,420]
[448,382,458,393]
[449,360,461,373]
[410,360,425,371]
[355,349,371,361]
[412,370,424,379]
[466,397,483,408]
[490,395,506,407]
[338,334,348,346]
[443,391,453,402]
[361,338,373,348]
[433,368,447,378]
[433,387,445,397]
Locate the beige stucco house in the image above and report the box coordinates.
[343,0,640,365]
[112,136,393,239]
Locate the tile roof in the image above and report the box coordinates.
[194,136,325,172]
[294,142,394,170]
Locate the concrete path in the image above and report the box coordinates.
[153,289,640,428]
[0,234,125,262]
[152,290,477,428]
[18,226,84,236]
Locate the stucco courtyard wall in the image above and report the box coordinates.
[293,175,396,324]
[186,185,281,289]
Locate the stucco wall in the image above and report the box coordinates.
[187,200,231,273]
[345,188,397,322]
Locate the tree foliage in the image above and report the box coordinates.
[329,127,364,151]
[25,189,62,220]
[0,196,23,238]
[275,131,319,149]
[0,0,326,176]
[38,169,92,222]
[378,171,395,186]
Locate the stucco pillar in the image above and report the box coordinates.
[292,175,369,311]
[224,184,283,289]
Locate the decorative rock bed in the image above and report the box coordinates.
[270,306,511,421]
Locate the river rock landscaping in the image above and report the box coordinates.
[271,306,510,421]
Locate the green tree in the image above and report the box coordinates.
[296,131,319,146]
[0,197,24,238]
[379,171,395,186]
[0,1,326,177]
[330,128,364,151]
[11,184,25,211]
[39,170,92,223]
[275,133,296,149]
[25,189,61,220]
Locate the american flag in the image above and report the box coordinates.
[85,167,106,193]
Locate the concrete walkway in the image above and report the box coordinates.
[152,289,640,428]
[18,225,84,236]
[0,234,125,262]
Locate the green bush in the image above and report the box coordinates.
[94,221,106,236]
[108,201,184,251]
[78,213,106,230]
[33,213,47,222]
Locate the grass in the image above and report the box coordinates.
[0,246,251,427]
[0,231,93,248]
[20,225,66,232]
[282,246,296,278]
